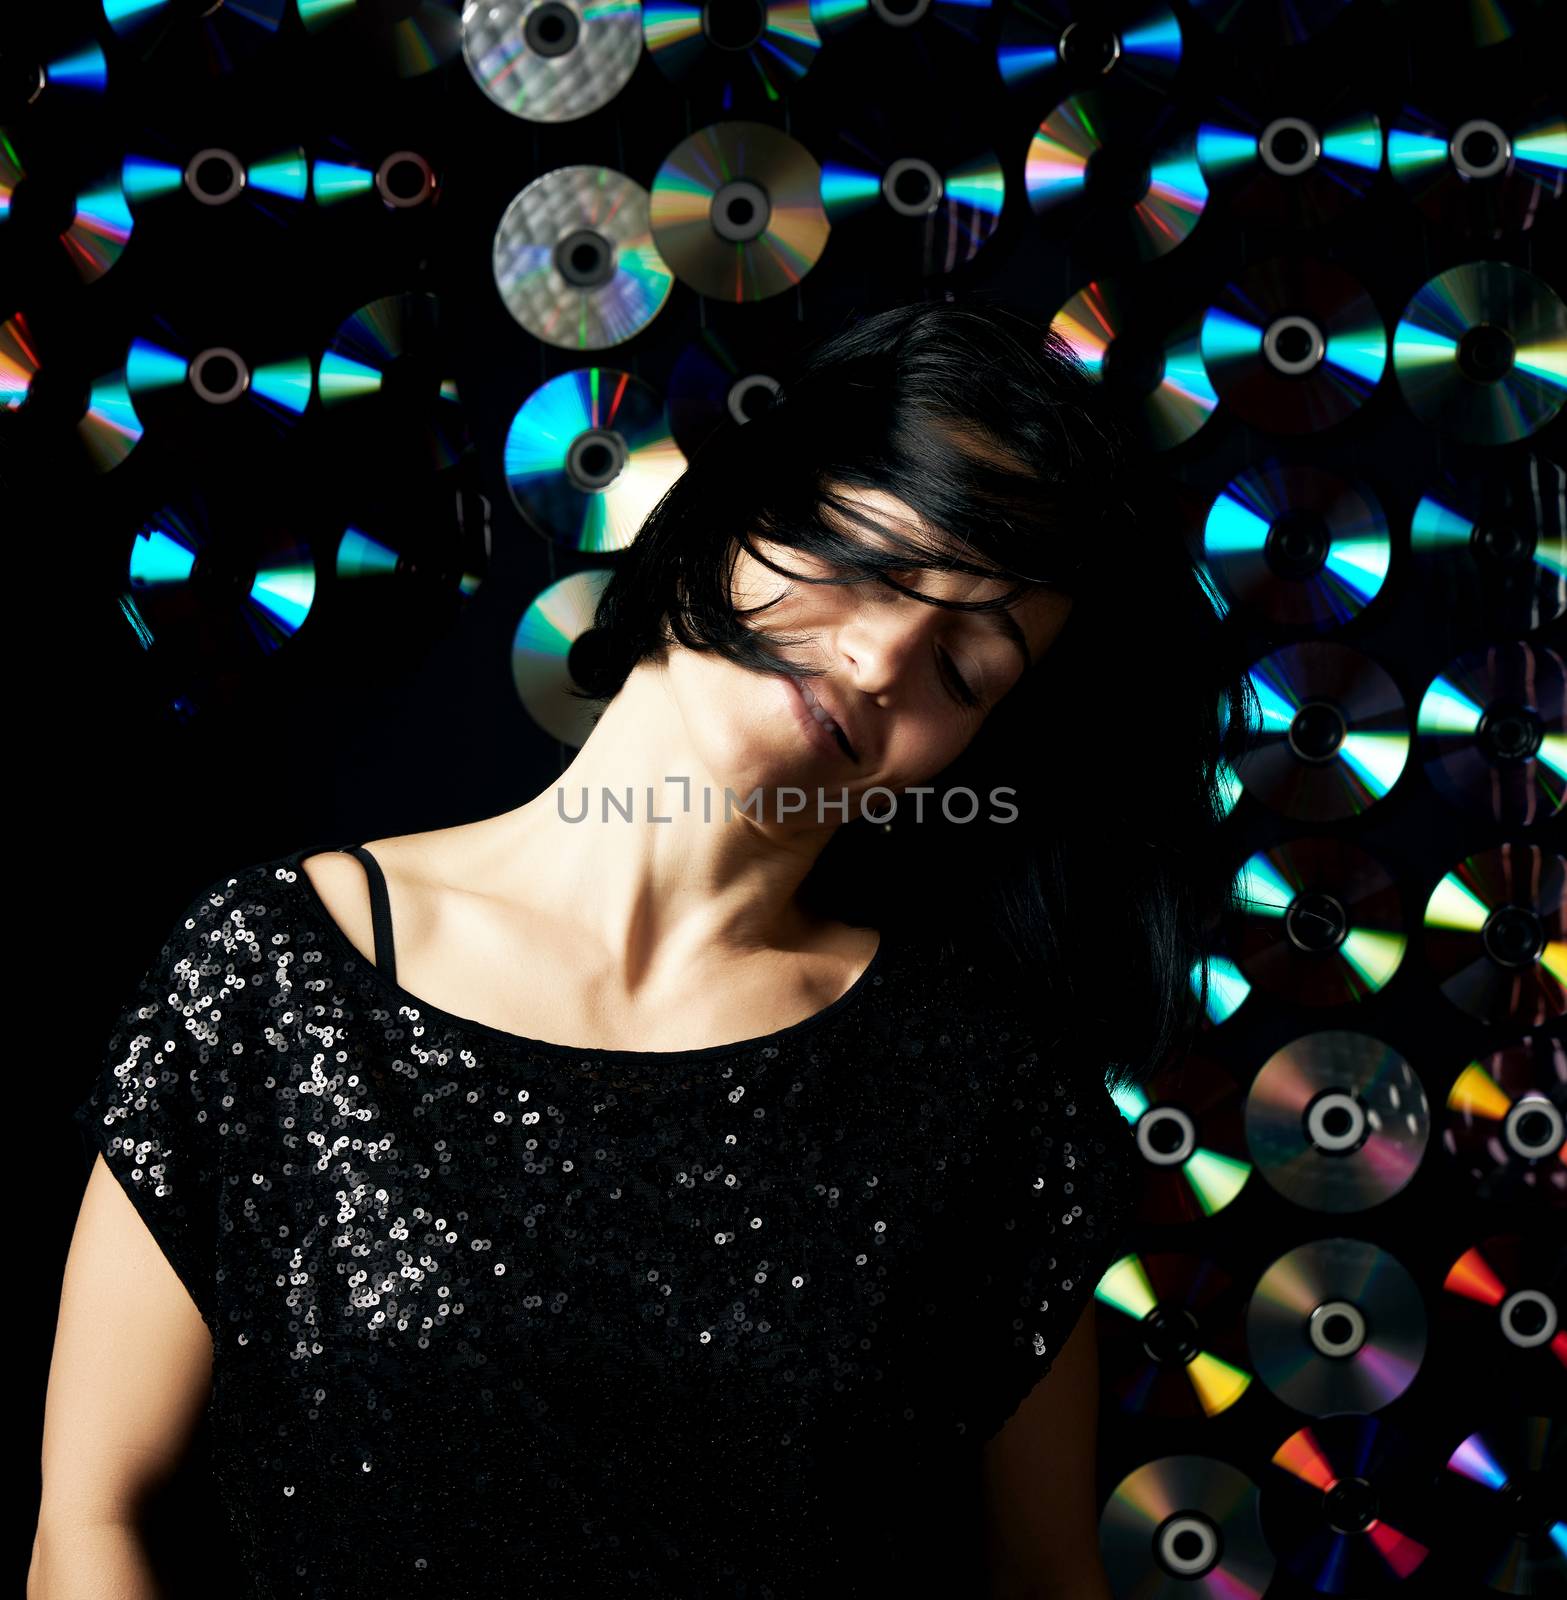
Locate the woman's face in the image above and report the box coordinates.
[664,485,1073,820]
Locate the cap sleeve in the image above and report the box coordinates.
[964,1051,1141,1443]
[72,874,251,1334]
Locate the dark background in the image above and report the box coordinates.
[8,0,1565,1592]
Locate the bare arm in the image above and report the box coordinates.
[29,1153,215,1599]
[980,1297,1113,1600]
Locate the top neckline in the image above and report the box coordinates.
[279,845,892,1063]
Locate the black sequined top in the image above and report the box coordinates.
[73,846,1141,1600]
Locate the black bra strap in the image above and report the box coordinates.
[342,845,398,982]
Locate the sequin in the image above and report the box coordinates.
[73,849,1140,1598]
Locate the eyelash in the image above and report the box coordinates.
[938,647,980,708]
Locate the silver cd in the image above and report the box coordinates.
[461,0,642,124]
[510,568,614,747]
[493,165,675,350]
[1245,1030,1431,1212]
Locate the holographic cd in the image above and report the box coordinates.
[1191,936,1252,1026]
[665,327,789,460]
[1245,1030,1430,1212]
[503,367,685,552]
[1441,1416,1567,1596]
[1410,455,1567,635]
[461,0,641,123]
[1098,1250,1255,1419]
[1203,463,1391,628]
[296,0,463,78]
[1422,842,1565,1028]
[77,362,144,473]
[1234,641,1410,822]
[1416,641,1566,826]
[120,495,315,657]
[642,0,820,100]
[317,291,472,474]
[1051,280,1219,451]
[310,143,439,211]
[0,136,134,285]
[493,166,674,350]
[121,136,309,226]
[333,494,489,603]
[6,30,108,110]
[125,321,312,449]
[650,122,829,304]
[1248,1237,1428,1414]
[1121,1053,1252,1223]
[1439,1232,1567,1371]
[1196,92,1382,228]
[1388,100,1565,238]
[818,103,1006,277]
[809,0,992,44]
[1230,835,1408,1007]
[104,0,287,68]
[1261,1414,1436,1593]
[1025,90,1208,263]
[995,0,1183,106]
[1200,255,1387,435]
[1392,261,1567,446]
[1443,1033,1567,1206]
[1186,0,1355,44]
[1101,1455,1274,1600]
[1,128,22,222]
[1444,0,1554,46]
[1,313,39,411]
[511,568,614,747]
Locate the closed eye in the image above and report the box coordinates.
[938,646,980,708]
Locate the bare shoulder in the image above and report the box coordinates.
[296,822,481,962]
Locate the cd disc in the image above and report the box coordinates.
[810,0,993,45]
[1025,90,1207,263]
[1234,641,1409,821]
[1393,260,1567,446]
[493,166,674,350]
[2,312,38,411]
[996,0,1183,106]
[511,568,614,747]
[1204,463,1391,628]
[818,102,1006,277]
[59,160,134,284]
[1098,1250,1255,1419]
[1186,0,1354,45]
[503,366,686,552]
[333,491,489,605]
[1052,280,1220,452]
[1201,254,1387,434]
[1410,455,1566,636]
[1416,641,1566,826]
[121,135,308,229]
[317,291,473,476]
[309,139,440,211]
[1,137,135,286]
[1440,1231,1567,1370]
[462,0,642,124]
[125,319,312,453]
[1423,843,1565,1027]
[1192,936,1252,1027]
[1123,1053,1252,1222]
[1101,1454,1274,1600]
[105,0,287,69]
[1245,1030,1430,1212]
[1261,1414,1436,1592]
[1443,1032,1567,1206]
[642,0,820,100]
[1248,1237,1428,1413]
[1388,100,1565,238]
[1231,835,1408,1007]
[1440,1416,1566,1596]
[296,0,463,79]
[665,326,789,460]
[650,122,829,303]
[1196,92,1382,228]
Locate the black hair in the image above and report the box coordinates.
[571,289,1259,1097]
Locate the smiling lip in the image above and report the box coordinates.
[779,675,857,763]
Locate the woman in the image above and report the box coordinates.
[35,293,1254,1598]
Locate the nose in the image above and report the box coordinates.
[834,580,939,693]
